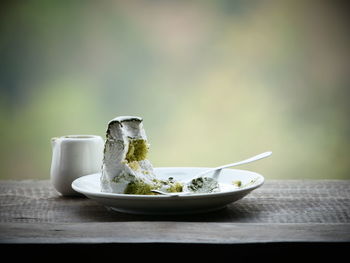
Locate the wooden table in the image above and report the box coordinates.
[0,180,349,259]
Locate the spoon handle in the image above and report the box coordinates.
[151,189,191,196]
[195,151,272,178]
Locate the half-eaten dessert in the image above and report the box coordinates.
[100,116,182,195]
[100,116,219,195]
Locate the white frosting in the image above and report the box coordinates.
[183,176,220,193]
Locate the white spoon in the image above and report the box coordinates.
[152,151,272,196]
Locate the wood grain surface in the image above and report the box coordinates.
[0,180,349,244]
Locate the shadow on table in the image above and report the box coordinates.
[64,196,263,222]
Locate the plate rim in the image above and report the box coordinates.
[72,167,264,199]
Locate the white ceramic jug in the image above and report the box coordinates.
[50,135,104,196]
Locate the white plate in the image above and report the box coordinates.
[72,167,264,215]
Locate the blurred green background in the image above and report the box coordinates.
[0,0,349,180]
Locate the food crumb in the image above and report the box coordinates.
[232,180,242,187]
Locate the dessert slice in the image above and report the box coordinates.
[100,116,155,194]
[101,116,220,195]
[100,116,182,195]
